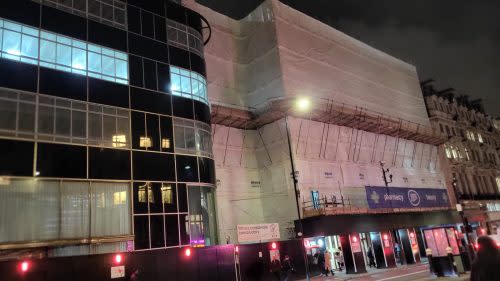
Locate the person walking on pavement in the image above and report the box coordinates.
[270,257,282,281]
[367,247,376,268]
[324,250,333,276]
[314,250,325,276]
[335,247,344,271]
[281,255,295,281]
[470,236,500,281]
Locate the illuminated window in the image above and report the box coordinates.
[444,145,452,158]
[112,134,127,147]
[139,136,152,148]
[170,66,208,105]
[464,148,470,161]
[148,184,154,204]
[0,17,128,84]
[113,191,127,205]
[477,133,483,143]
[138,184,147,203]
[496,177,500,192]
[161,138,171,149]
[451,147,458,159]
[161,184,173,204]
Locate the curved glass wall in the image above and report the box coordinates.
[187,185,217,246]
[173,118,212,157]
[0,17,129,84]
[170,66,208,104]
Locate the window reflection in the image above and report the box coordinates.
[173,118,212,157]
[187,186,217,246]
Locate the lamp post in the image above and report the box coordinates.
[453,177,474,265]
[285,97,310,280]
[379,161,392,187]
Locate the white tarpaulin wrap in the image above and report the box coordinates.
[237,223,280,243]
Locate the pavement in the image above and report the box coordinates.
[298,264,470,281]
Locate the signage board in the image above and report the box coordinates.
[111,266,125,279]
[365,186,450,209]
[237,223,280,243]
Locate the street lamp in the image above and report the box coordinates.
[285,96,311,280]
[453,177,474,264]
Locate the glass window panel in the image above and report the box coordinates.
[40,40,56,63]
[170,73,181,93]
[72,110,86,139]
[88,44,101,53]
[72,39,86,49]
[56,44,72,66]
[2,30,21,57]
[102,55,115,76]
[0,99,16,131]
[185,127,195,150]
[72,47,86,70]
[21,34,38,58]
[57,35,71,45]
[102,47,114,57]
[91,182,131,237]
[179,69,190,77]
[170,66,180,74]
[18,103,36,133]
[55,108,71,136]
[88,52,102,73]
[88,112,102,142]
[41,31,56,40]
[180,76,191,93]
[60,181,89,238]
[174,126,185,149]
[38,106,55,135]
[22,26,38,36]
[4,21,21,32]
[115,59,127,79]
[103,115,116,145]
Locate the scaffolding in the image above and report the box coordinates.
[211,97,447,146]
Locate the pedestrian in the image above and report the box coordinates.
[367,247,376,268]
[130,269,141,281]
[335,247,344,271]
[313,249,325,276]
[324,250,333,276]
[470,236,500,281]
[282,255,295,281]
[270,257,282,281]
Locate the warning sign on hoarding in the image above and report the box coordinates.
[111,266,125,279]
[237,223,280,243]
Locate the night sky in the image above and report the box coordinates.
[199,0,500,117]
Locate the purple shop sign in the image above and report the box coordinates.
[365,186,450,209]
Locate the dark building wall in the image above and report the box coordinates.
[0,0,216,254]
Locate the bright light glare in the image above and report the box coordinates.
[185,248,191,257]
[7,49,21,56]
[295,97,311,112]
[317,239,324,247]
[114,254,122,264]
[21,261,29,272]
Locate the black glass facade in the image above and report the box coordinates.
[0,0,216,254]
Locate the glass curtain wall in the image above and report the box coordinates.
[187,185,217,246]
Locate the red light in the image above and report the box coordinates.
[480,228,486,234]
[352,236,358,243]
[409,232,415,238]
[20,261,29,273]
[185,248,192,257]
[114,254,122,264]
[475,243,479,250]
[271,242,277,249]
[383,234,388,240]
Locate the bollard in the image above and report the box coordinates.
[425,248,435,276]
[446,246,459,276]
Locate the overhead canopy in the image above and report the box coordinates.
[295,210,461,237]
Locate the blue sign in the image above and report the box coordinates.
[365,186,450,209]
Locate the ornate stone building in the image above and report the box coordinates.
[422,79,500,234]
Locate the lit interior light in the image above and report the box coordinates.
[35,171,40,176]
[352,236,358,243]
[295,97,311,112]
[139,136,152,148]
[7,49,21,56]
[161,138,171,149]
[185,165,191,170]
[72,63,85,70]
[112,134,127,147]
[409,232,415,238]
[317,239,324,247]
[383,234,389,240]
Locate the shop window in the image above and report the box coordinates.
[0,17,128,84]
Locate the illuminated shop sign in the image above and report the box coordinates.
[365,186,450,209]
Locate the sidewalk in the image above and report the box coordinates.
[298,264,470,281]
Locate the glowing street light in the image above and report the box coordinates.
[295,97,311,112]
